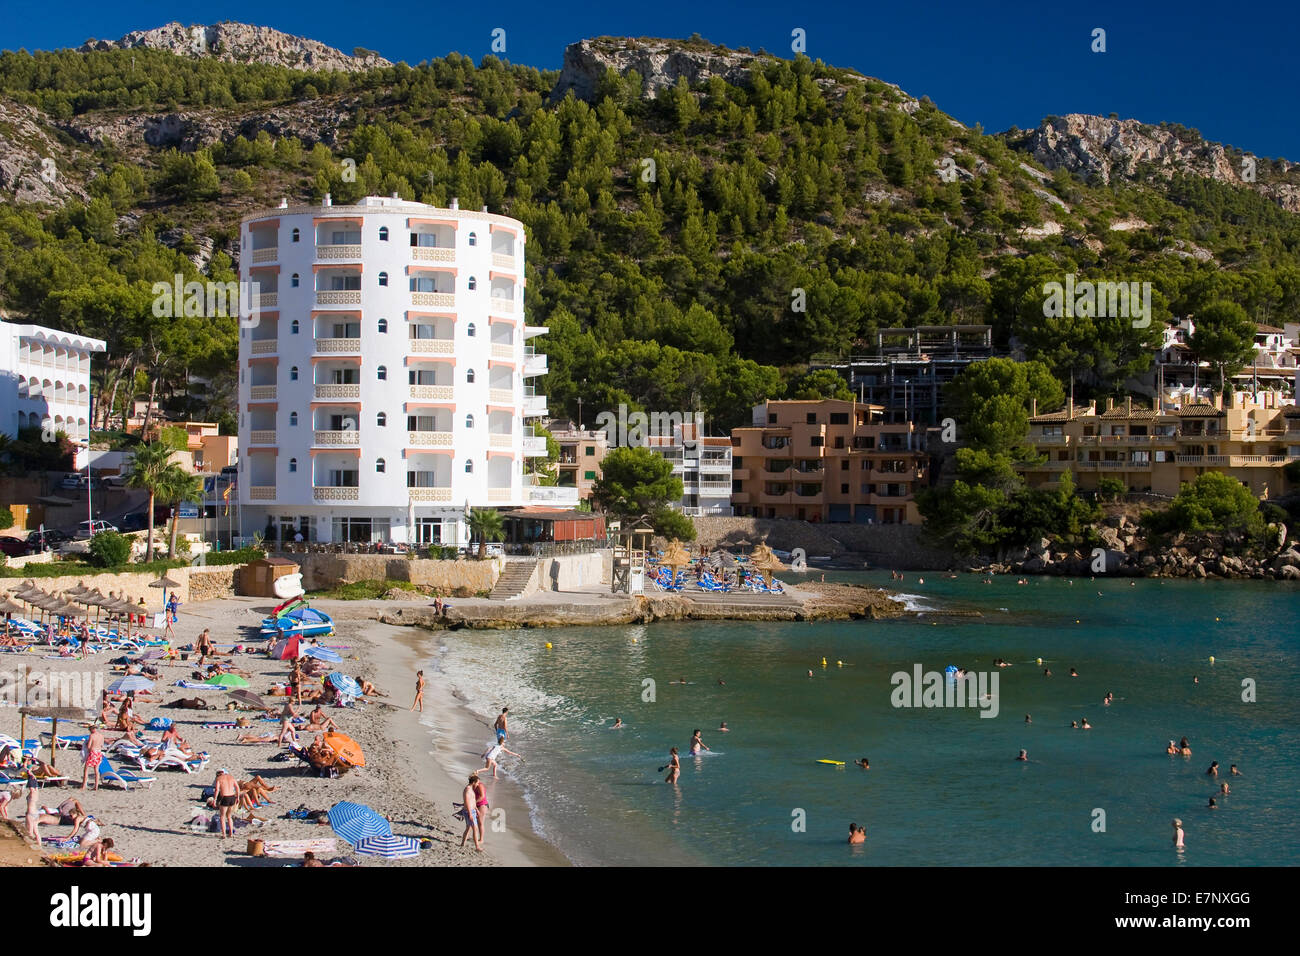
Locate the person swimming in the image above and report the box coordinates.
[611,718,623,730]
[1025,714,1032,724]
[1219,782,1230,795]
[1230,764,1241,776]
[1016,750,1028,761]
[854,757,869,769]
[1069,668,1079,678]
[1208,797,1217,809]
[1207,761,1219,777]
[1166,740,1178,755]
[718,721,729,733]
[847,823,866,845]
[1179,736,1192,756]
[688,729,710,755]
[1071,721,1078,729]
[1080,718,1091,729]
[1172,818,1185,848]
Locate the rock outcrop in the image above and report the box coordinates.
[549,37,765,103]
[1011,113,1300,213]
[79,22,391,73]
[0,99,87,205]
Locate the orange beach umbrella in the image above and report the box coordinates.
[323,733,366,767]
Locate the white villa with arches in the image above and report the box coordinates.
[0,320,106,468]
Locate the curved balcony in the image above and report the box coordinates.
[489,434,513,448]
[251,247,278,264]
[408,487,453,502]
[412,247,456,262]
[316,291,361,306]
[408,431,454,448]
[488,388,514,404]
[492,252,517,270]
[491,343,514,359]
[250,340,277,355]
[313,430,360,446]
[411,292,455,308]
[409,385,454,401]
[315,384,360,400]
[249,485,276,500]
[410,339,454,354]
[314,486,359,501]
[249,385,277,401]
[248,430,277,445]
[316,244,362,260]
[488,297,516,314]
[314,337,362,354]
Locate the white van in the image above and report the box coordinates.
[74,519,119,539]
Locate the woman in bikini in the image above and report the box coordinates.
[472,775,489,845]
[664,747,680,785]
[411,670,426,712]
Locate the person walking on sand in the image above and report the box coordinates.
[494,707,509,743]
[471,774,489,845]
[276,699,299,746]
[24,776,41,842]
[81,727,104,791]
[479,739,521,778]
[411,670,426,713]
[460,774,483,852]
[213,768,240,837]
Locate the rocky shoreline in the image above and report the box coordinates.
[970,518,1300,581]
[375,582,913,631]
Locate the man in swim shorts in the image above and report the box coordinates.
[81,727,104,791]
[494,707,509,743]
[461,775,483,851]
[213,768,240,837]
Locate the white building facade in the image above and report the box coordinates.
[647,422,733,516]
[0,321,105,468]
[236,195,549,546]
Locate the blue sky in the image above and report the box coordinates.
[9,0,1299,159]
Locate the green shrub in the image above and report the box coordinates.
[0,509,13,530]
[87,530,132,568]
[1095,477,1126,501]
[202,546,265,567]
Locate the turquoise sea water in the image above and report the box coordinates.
[422,572,1300,866]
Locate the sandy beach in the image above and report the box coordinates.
[0,596,566,867]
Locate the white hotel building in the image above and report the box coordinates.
[236,195,551,546]
[0,320,105,468]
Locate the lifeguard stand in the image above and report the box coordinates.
[611,520,655,594]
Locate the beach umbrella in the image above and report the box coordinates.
[322,732,365,767]
[137,649,166,661]
[107,675,155,694]
[227,689,267,710]
[0,597,25,616]
[204,674,249,688]
[300,645,342,663]
[149,575,181,608]
[354,833,420,859]
[327,801,391,846]
[270,635,300,660]
[326,672,363,698]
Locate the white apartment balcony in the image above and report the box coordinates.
[409,385,454,401]
[250,247,278,264]
[489,297,516,314]
[411,292,456,308]
[523,349,547,377]
[487,489,513,502]
[523,436,547,457]
[489,434,514,448]
[491,343,514,360]
[699,458,732,473]
[249,385,277,400]
[492,252,518,270]
[250,339,277,355]
[316,244,362,260]
[410,339,454,354]
[313,430,360,446]
[523,388,546,417]
[314,337,362,354]
[408,431,454,448]
[314,485,359,501]
[411,247,455,263]
[316,290,361,306]
[256,293,278,308]
[315,383,360,400]
[525,485,580,505]
[248,430,277,446]
[249,485,276,500]
[407,487,454,502]
[489,388,514,404]
[523,325,548,340]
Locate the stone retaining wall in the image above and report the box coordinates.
[524,551,610,596]
[0,564,243,606]
[691,517,953,569]
[293,552,501,593]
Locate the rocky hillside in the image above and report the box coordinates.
[79,21,391,73]
[1009,113,1300,213]
[550,36,767,102]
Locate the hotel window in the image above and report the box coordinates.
[830,413,849,425]
[378,319,388,333]
[768,413,777,424]
[289,458,297,473]
[377,412,387,427]
[290,366,299,381]
[290,412,298,426]
[468,232,477,246]
[379,227,389,241]
[290,320,299,334]
[377,365,388,381]
[584,471,596,480]
[841,460,849,470]
[291,273,300,288]
[376,458,386,473]
[810,436,824,447]
[291,228,300,242]
[841,484,849,494]
[465,414,475,429]
[585,446,595,456]
[378,271,389,287]
[468,277,477,291]
[806,413,817,424]
[467,323,476,337]
[464,459,474,473]
[466,369,475,383]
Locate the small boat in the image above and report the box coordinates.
[260,606,334,638]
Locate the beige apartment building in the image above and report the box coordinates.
[1023,393,1300,498]
[730,399,928,524]
[548,419,609,500]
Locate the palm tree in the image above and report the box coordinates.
[467,508,505,559]
[157,465,202,560]
[125,442,174,561]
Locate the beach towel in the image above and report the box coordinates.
[41,838,81,850]
[261,838,337,858]
[147,717,172,730]
[173,680,213,689]
[200,722,237,730]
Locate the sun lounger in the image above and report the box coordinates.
[141,748,209,773]
[95,756,155,790]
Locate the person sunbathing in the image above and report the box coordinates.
[21,755,63,780]
[81,837,114,866]
[359,678,384,697]
[235,732,280,744]
[35,796,86,827]
[0,746,21,769]
[159,725,196,756]
[305,706,339,732]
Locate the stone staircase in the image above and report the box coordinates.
[489,559,539,600]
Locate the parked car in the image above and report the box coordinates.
[118,512,149,532]
[58,474,83,490]
[25,529,70,550]
[74,519,118,539]
[101,475,128,489]
[0,537,34,558]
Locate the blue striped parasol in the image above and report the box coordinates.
[326,672,363,697]
[353,833,421,858]
[107,675,155,694]
[327,801,391,846]
[301,645,342,663]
